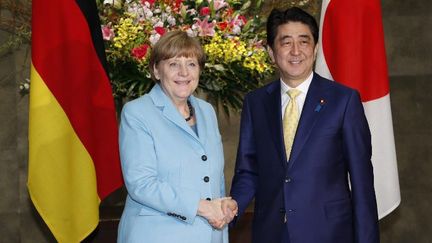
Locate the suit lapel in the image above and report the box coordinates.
[263,81,288,166]
[150,84,202,145]
[288,75,329,169]
[190,96,207,146]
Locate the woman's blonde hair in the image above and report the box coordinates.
[149,30,206,81]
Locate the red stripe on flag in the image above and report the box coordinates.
[322,0,389,102]
[31,0,123,199]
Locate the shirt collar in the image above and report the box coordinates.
[280,72,314,97]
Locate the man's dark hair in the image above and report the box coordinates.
[266,7,319,48]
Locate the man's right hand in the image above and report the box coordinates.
[197,197,238,229]
[221,197,238,224]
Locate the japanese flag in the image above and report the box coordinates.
[315,0,401,219]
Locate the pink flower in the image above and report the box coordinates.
[131,44,150,60]
[212,0,228,11]
[200,7,210,16]
[237,15,247,25]
[101,25,114,41]
[252,40,265,49]
[227,15,248,34]
[154,26,166,36]
[231,15,247,27]
[193,17,215,37]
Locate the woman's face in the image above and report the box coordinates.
[154,55,200,104]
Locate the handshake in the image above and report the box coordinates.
[197,197,238,229]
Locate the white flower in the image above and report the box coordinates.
[153,20,164,27]
[186,28,197,37]
[161,12,168,21]
[167,16,176,26]
[104,0,122,9]
[187,9,197,15]
[232,25,241,35]
[150,16,159,25]
[144,8,153,19]
[149,33,161,45]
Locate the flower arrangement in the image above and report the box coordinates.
[98,0,275,114]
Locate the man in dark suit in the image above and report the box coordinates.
[226,7,380,243]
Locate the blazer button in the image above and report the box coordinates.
[203,176,210,182]
[285,177,292,183]
[201,155,207,161]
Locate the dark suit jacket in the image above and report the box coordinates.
[230,73,379,243]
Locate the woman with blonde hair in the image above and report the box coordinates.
[117,30,237,243]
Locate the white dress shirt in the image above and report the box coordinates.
[280,72,314,118]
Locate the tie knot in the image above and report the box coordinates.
[287,89,301,99]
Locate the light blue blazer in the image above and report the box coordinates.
[117,84,228,243]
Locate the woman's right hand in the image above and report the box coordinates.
[197,199,226,229]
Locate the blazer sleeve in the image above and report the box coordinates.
[342,90,380,243]
[230,94,258,221]
[119,103,201,225]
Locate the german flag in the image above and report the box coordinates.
[28,0,123,242]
